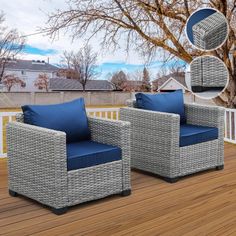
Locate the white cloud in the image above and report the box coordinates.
[1,0,145,64]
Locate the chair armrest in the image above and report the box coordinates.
[120,107,180,177]
[185,103,225,166]
[6,122,68,208]
[88,116,131,190]
[120,107,180,135]
[185,103,225,130]
[120,107,180,168]
[88,116,130,148]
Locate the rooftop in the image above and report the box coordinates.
[4,59,59,72]
[154,72,187,87]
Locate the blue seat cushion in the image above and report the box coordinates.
[135,90,186,124]
[67,141,122,171]
[180,124,218,147]
[22,98,91,143]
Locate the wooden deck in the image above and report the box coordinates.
[0,142,236,236]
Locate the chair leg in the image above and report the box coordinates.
[121,189,131,196]
[9,189,18,197]
[52,207,68,215]
[216,165,224,171]
[163,177,180,183]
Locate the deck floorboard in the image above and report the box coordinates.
[0,143,236,235]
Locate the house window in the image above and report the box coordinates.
[21,70,26,75]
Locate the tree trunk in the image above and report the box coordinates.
[0,62,7,82]
[82,84,86,92]
[0,70,4,81]
[228,50,235,108]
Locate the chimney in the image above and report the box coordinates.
[47,57,50,64]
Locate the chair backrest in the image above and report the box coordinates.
[126,99,137,108]
[16,113,24,123]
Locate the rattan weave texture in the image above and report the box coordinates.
[7,115,131,210]
[192,12,228,50]
[190,56,228,89]
[121,101,224,179]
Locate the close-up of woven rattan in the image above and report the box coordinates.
[192,11,228,50]
[190,56,228,93]
[120,101,224,182]
[6,114,131,214]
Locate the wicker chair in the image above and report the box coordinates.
[191,56,228,93]
[192,12,228,50]
[120,101,224,183]
[7,114,131,215]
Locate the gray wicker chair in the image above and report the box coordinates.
[120,101,224,183]
[7,114,131,215]
[192,12,228,50]
[191,56,228,93]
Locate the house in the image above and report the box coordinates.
[49,78,115,91]
[2,59,59,92]
[152,72,189,93]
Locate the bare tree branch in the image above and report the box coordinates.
[0,12,25,81]
[59,45,98,91]
[44,0,236,107]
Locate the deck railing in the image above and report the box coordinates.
[0,108,120,158]
[224,108,236,144]
[0,107,235,157]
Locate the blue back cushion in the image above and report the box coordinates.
[135,90,186,124]
[22,98,91,143]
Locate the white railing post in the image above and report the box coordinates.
[86,108,120,121]
[224,108,236,144]
[0,111,22,158]
[1,107,236,157]
[0,115,3,158]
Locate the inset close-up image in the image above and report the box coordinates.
[189,56,229,99]
[186,8,228,51]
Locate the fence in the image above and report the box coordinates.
[0,91,215,108]
[0,107,235,158]
[0,92,132,108]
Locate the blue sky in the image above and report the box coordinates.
[23,43,175,80]
[1,0,185,80]
[97,61,162,80]
[23,45,185,80]
[97,60,186,80]
[23,45,58,56]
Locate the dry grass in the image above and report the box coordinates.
[0,104,124,112]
